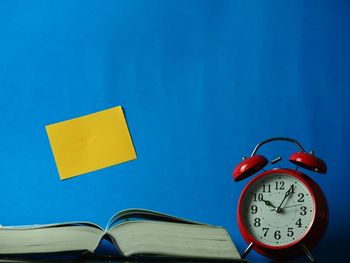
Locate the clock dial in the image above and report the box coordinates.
[240,172,315,247]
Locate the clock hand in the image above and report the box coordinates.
[284,204,302,209]
[275,184,294,213]
[260,198,277,209]
[270,203,302,211]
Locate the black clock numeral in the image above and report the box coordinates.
[262,184,271,193]
[297,193,305,202]
[253,193,263,202]
[295,218,302,228]
[251,205,258,214]
[274,230,281,240]
[262,227,269,237]
[287,227,294,237]
[300,206,307,215]
[254,218,261,227]
[275,181,285,190]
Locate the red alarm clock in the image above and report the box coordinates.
[233,137,328,262]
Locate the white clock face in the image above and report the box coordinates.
[240,172,315,247]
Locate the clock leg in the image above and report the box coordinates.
[300,243,315,262]
[242,242,254,258]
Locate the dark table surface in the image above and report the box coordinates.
[0,259,246,263]
[0,255,247,263]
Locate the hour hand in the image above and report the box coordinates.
[261,198,277,209]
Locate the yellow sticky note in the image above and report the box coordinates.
[46,106,137,180]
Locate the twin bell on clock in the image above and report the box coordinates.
[233,137,328,262]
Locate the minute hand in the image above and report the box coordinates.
[276,185,294,213]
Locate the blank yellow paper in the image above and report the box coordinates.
[46,106,136,180]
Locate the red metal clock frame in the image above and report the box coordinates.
[237,168,328,259]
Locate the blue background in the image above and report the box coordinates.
[0,1,349,262]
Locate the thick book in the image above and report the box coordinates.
[0,209,243,261]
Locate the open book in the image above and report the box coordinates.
[0,209,242,261]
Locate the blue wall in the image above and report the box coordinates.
[0,0,349,261]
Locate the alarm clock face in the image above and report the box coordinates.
[239,171,316,248]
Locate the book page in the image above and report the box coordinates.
[106,208,210,230]
[0,225,104,254]
[1,221,104,231]
[108,220,241,260]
